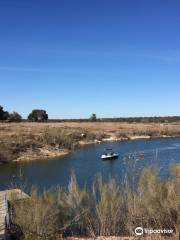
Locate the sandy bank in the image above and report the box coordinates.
[14,148,69,162]
[13,134,179,162]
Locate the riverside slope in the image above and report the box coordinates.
[0,122,180,163]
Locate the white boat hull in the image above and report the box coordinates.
[101,153,119,160]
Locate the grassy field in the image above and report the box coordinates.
[1,121,180,162]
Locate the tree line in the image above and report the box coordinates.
[0,106,48,122]
[0,106,22,122]
[1,105,180,123]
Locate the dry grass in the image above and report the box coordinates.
[0,122,180,162]
[11,163,180,240]
[1,122,180,139]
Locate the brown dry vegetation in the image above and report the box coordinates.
[1,122,180,162]
[10,163,180,240]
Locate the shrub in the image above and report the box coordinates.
[43,128,79,150]
[12,188,60,240]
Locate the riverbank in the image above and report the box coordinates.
[1,122,180,163]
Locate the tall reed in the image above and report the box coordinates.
[11,163,180,240]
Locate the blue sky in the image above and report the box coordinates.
[0,0,180,118]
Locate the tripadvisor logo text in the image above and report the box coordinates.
[134,227,173,236]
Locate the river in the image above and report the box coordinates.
[0,137,180,191]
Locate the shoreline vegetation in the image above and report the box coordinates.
[0,122,180,163]
[11,163,180,240]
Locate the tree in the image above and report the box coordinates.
[3,111,10,120]
[90,113,97,121]
[28,109,48,122]
[9,112,22,122]
[0,106,10,120]
[0,106,4,120]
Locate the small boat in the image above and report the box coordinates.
[101,149,119,160]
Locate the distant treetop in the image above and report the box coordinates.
[9,112,22,122]
[28,109,48,122]
[90,113,97,121]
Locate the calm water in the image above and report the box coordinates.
[0,137,180,191]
